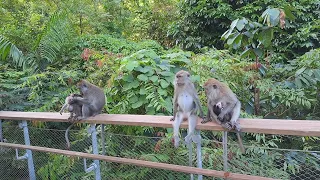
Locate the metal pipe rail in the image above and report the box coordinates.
[0,142,275,180]
[1,111,320,136]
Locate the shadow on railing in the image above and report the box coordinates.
[1,111,320,180]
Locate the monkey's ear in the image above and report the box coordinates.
[212,84,217,89]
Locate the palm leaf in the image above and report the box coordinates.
[0,35,24,67]
[27,11,75,72]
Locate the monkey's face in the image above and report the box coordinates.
[204,83,218,97]
[175,70,190,86]
[216,102,223,109]
[77,81,88,94]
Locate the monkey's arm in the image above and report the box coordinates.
[201,103,220,124]
[170,96,178,121]
[71,97,91,105]
[193,93,204,119]
[208,105,221,125]
[59,103,68,115]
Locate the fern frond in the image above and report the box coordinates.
[27,11,75,72]
[0,35,24,67]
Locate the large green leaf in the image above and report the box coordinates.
[258,28,273,47]
[137,74,148,82]
[126,61,139,71]
[160,79,170,88]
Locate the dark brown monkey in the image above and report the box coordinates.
[202,78,245,153]
[59,93,83,120]
[171,70,204,148]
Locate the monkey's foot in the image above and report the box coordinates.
[222,122,233,131]
[201,118,211,124]
[234,122,241,132]
[191,134,201,144]
[67,116,74,121]
[170,117,175,121]
[174,136,180,148]
[184,134,192,144]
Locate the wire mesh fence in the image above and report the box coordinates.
[1,121,320,180]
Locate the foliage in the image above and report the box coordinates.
[24,12,76,72]
[169,0,319,60]
[0,65,30,111]
[221,7,293,62]
[0,35,24,68]
[79,34,164,55]
[37,154,80,179]
[1,0,320,179]
[121,0,178,47]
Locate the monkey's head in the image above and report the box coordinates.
[175,70,191,87]
[77,80,90,94]
[215,102,223,109]
[203,78,220,96]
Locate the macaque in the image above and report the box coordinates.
[70,80,106,119]
[202,78,245,153]
[212,101,233,129]
[60,93,83,149]
[59,93,83,120]
[171,70,204,148]
[65,80,106,149]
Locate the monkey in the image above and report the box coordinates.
[69,79,106,119]
[170,70,204,148]
[202,78,245,153]
[60,93,83,150]
[59,93,83,120]
[64,80,105,150]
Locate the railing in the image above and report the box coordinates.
[0,111,320,180]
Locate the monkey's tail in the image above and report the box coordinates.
[236,132,245,154]
[65,122,76,150]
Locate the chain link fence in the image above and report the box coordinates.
[1,121,320,180]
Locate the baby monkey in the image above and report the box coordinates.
[60,93,83,150]
[59,93,83,120]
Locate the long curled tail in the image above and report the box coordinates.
[65,122,76,150]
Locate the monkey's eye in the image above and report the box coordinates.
[176,75,181,78]
[213,85,217,89]
[187,74,190,77]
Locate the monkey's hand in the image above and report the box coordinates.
[217,114,224,122]
[234,122,241,132]
[174,135,180,148]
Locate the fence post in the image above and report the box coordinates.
[89,124,101,180]
[19,120,36,180]
[187,142,194,180]
[222,131,228,172]
[0,120,3,142]
[195,130,202,180]
[101,124,106,155]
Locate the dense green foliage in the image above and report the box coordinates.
[1,0,320,179]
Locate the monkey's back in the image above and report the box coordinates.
[92,88,106,111]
